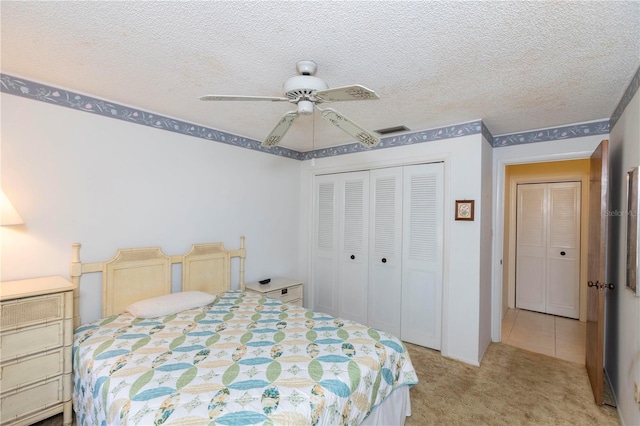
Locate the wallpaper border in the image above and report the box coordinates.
[610,65,640,130]
[300,120,484,160]
[0,74,300,160]
[491,120,610,147]
[0,72,625,159]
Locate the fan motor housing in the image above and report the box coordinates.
[283,75,328,102]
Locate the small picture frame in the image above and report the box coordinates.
[455,200,474,221]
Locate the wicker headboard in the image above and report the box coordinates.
[69,236,245,326]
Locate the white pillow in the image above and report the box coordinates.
[125,291,217,318]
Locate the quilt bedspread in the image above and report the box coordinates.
[72,291,417,425]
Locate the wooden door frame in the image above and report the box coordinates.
[506,174,588,321]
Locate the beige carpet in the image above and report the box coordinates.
[405,342,619,425]
[35,342,618,426]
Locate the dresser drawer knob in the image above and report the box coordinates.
[281,289,288,295]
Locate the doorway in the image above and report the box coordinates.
[502,159,591,322]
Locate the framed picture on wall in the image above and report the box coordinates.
[455,200,474,221]
[627,166,639,296]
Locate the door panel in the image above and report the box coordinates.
[401,163,444,349]
[586,139,609,405]
[516,184,547,312]
[546,182,581,318]
[338,173,369,324]
[314,178,339,316]
[368,168,403,336]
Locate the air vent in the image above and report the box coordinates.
[374,125,410,135]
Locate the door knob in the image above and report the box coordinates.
[350,255,355,260]
[587,280,615,290]
[560,251,566,256]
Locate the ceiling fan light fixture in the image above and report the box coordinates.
[297,100,313,115]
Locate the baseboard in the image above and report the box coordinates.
[604,368,625,425]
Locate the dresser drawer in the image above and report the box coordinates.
[1,347,67,392]
[1,375,64,424]
[266,284,302,303]
[1,321,64,362]
[1,293,65,331]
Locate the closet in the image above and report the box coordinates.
[313,162,444,349]
[515,182,581,319]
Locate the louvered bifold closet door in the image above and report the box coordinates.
[314,175,340,316]
[515,182,580,318]
[338,171,370,325]
[401,163,444,349]
[546,182,581,318]
[515,184,547,313]
[368,167,403,337]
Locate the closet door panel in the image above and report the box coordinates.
[338,172,370,324]
[515,184,547,313]
[368,168,403,337]
[313,176,339,316]
[546,182,581,318]
[401,163,444,349]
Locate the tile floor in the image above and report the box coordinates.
[501,308,586,364]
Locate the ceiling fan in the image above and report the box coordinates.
[200,60,381,148]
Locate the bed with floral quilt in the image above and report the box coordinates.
[72,290,418,425]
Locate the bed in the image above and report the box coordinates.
[70,237,417,425]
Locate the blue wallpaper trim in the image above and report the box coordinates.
[481,121,494,144]
[300,120,484,160]
[0,73,620,157]
[610,65,640,130]
[492,120,610,147]
[0,74,301,160]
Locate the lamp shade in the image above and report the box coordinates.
[1,189,24,226]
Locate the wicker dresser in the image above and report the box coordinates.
[0,276,75,426]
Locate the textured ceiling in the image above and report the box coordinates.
[1,1,639,151]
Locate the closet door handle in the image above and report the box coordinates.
[560,251,566,256]
[381,258,387,263]
[350,255,355,260]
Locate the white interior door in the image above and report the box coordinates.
[516,182,581,318]
[338,172,370,325]
[401,163,444,349]
[368,167,403,336]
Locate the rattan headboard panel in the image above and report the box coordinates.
[70,237,245,326]
[103,247,171,318]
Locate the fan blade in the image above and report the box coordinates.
[319,108,380,147]
[262,111,299,148]
[200,95,289,102]
[315,85,379,102]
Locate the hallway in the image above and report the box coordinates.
[501,308,586,364]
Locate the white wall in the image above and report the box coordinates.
[491,133,606,341]
[478,136,493,360]
[299,133,489,365]
[1,94,302,324]
[607,88,640,426]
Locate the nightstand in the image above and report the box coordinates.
[0,276,76,426]
[244,278,303,306]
